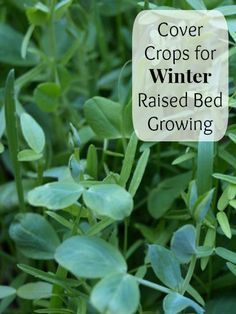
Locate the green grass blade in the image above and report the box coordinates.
[119,132,138,187]
[4,69,25,212]
[128,148,150,197]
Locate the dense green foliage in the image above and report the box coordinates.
[0,0,236,313]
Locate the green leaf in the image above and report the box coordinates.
[148,172,191,219]
[185,0,206,10]
[68,154,82,182]
[84,97,122,139]
[193,189,214,222]
[34,82,61,112]
[0,24,38,66]
[34,309,73,314]
[172,152,195,165]
[187,180,198,212]
[91,273,139,314]
[28,182,84,210]
[83,184,133,220]
[187,285,205,306]
[17,282,52,300]
[215,247,236,264]
[217,212,232,239]
[0,107,6,138]
[171,225,196,264]
[128,148,150,197]
[0,286,16,299]
[227,262,236,276]
[217,5,236,16]
[230,200,236,209]
[26,5,49,26]
[9,213,60,260]
[17,264,78,289]
[213,173,236,185]
[54,0,73,20]
[86,144,98,179]
[217,186,230,211]
[18,149,42,161]
[55,236,127,278]
[196,246,214,258]
[45,211,80,233]
[86,217,114,236]
[200,228,216,271]
[0,142,4,154]
[20,113,45,153]
[147,245,183,290]
[119,132,138,187]
[163,292,204,314]
[21,25,35,59]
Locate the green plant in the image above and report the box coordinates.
[0,1,236,313]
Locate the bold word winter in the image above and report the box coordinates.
[149,68,211,84]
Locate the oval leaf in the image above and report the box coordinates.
[9,213,60,260]
[83,184,133,220]
[20,113,45,153]
[28,182,84,210]
[91,273,139,314]
[147,245,183,290]
[18,149,43,161]
[171,224,196,264]
[217,211,232,239]
[55,236,127,278]
[17,282,52,300]
[84,97,122,139]
[34,82,61,112]
[193,189,214,222]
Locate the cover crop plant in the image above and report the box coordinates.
[0,0,236,314]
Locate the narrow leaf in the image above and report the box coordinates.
[215,247,236,263]
[217,211,232,239]
[119,132,138,187]
[4,69,25,211]
[128,148,150,197]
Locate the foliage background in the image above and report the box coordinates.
[0,0,236,313]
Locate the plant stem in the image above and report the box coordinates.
[123,218,129,254]
[135,277,171,294]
